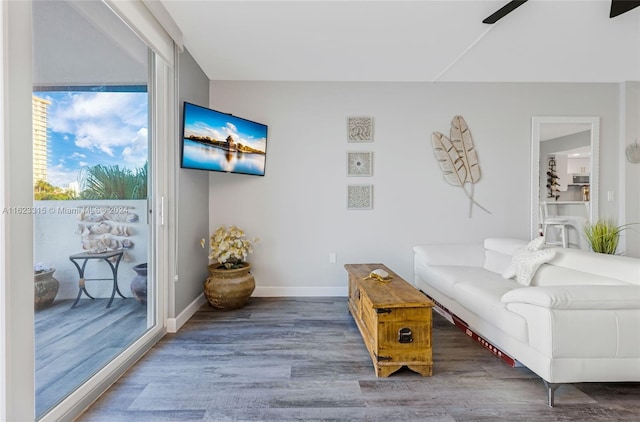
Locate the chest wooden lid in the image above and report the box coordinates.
[345,263,433,309]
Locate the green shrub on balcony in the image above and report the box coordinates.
[79,163,147,200]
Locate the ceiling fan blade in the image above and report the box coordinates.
[610,0,640,18]
[483,1,528,24]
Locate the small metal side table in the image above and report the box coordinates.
[69,250,126,308]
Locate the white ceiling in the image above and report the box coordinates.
[160,0,640,82]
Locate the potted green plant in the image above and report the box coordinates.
[201,225,259,310]
[583,219,636,255]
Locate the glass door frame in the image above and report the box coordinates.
[42,55,172,422]
[2,1,177,420]
[2,2,37,421]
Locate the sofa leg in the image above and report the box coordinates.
[543,381,560,407]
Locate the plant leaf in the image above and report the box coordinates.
[450,115,481,183]
[582,218,637,254]
[79,163,147,200]
[431,132,466,187]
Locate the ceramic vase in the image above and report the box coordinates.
[130,263,148,304]
[34,269,59,308]
[204,263,255,310]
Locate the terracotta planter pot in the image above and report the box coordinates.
[204,263,255,310]
[130,263,148,305]
[34,269,59,308]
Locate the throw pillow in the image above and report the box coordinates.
[512,248,556,286]
[501,236,546,279]
[525,235,546,252]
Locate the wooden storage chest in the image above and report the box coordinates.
[345,263,434,377]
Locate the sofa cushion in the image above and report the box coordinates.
[501,285,640,310]
[548,247,640,285]
[531,264,629,287]
[483,250,513,274]
[482,238,530,274]
[414,265,494,299]
[453,277,528,343]
[484,238,530,255]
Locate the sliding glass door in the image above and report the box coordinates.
[32,1,157,418]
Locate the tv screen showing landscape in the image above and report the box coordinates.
[181,102,268,176]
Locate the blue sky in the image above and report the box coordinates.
[183,103,267,153]
[36,91,148,188]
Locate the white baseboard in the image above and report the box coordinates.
[253,286,348,297]
[166,293,207,333]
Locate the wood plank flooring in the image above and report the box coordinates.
[35,298,147,416]
[79,297,640,421]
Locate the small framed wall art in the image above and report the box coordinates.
[347,151,373,176]
[348,116,373,142]
[347,184,373,210]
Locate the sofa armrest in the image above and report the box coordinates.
[413,244,485,267]
[501,285,640,310]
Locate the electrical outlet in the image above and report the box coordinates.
[329,252,337,264]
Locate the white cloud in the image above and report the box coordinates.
[47,163,81,188]
[122,127,148,165]
[48,92,147,159]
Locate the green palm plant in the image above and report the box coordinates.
[33,179,77,200]
[79,162,147,200]
[583,219,635,254]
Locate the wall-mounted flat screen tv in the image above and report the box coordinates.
[181,102,268,176]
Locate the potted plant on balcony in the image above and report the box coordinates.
[201,225,258,310]
[34,262,59,308]
[130,263,147,305]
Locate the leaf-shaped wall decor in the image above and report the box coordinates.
[450,115,481,183]
[431,115,490,218]
[431,132,466,187]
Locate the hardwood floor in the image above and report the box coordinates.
[79,297,640,421]
[35,298,147,416]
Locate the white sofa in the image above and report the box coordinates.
[413,238,640,406]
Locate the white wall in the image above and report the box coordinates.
[621,82,640,257]
[208,81,625,295]
[174,48,210,316]
[34,200,148,300]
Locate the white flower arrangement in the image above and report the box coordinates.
[201,225,258,269]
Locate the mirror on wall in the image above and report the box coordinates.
[531,117,599,248]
